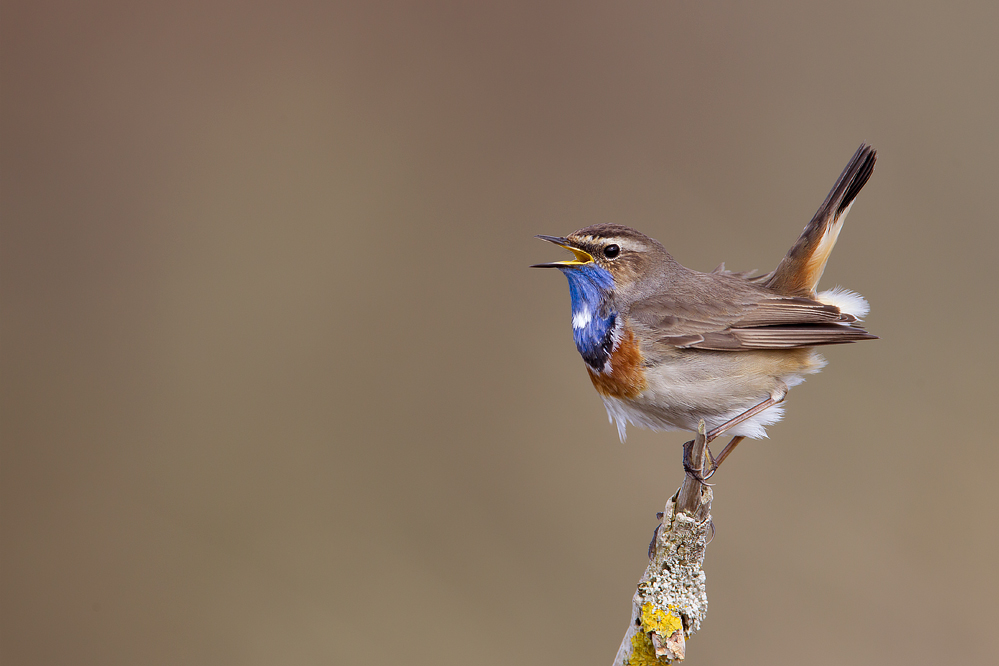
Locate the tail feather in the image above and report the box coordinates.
[765,144,877,297]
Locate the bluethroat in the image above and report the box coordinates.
[533,144,877,473]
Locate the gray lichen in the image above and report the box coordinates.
[638,496,711,635]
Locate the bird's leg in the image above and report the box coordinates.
[681,439,710,484]
[701,436,744,480]
[685,387,786,483]
[685,435,745,482]
[696,386,787,479]
[704,385,787,445]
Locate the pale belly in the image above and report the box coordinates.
[597,347,827,441]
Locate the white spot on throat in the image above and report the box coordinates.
[572,307,592,330]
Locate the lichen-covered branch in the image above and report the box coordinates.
[613,422,712,665]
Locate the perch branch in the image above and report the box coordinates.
[613,421,713,665]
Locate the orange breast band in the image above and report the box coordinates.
[586,327,647,399]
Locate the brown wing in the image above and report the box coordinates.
[627,276,876,351]
[666,324,877,350]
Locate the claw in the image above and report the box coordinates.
[682,439,713,486]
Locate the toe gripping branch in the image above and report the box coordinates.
[614,422,713,665]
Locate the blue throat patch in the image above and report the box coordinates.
[559,264,617,370]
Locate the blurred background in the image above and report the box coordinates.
[3,2,998,664]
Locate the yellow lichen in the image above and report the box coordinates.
[626,630,669,666]
[623,604,685,665]
[640,602,683,638]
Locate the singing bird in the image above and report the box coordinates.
[533,144,877,473]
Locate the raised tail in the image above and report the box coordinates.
[764,143,877,297]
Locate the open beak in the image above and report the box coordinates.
[530,235,595,268]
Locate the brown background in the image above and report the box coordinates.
[3,2,998,664]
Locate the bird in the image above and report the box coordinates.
[532,143,877,475]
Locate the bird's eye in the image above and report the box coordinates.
[603,244,620,259]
